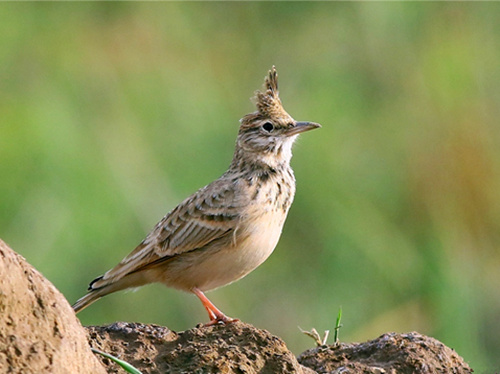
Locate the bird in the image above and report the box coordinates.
[72,66,320,325]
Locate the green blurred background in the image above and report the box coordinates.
[1,3,499,370]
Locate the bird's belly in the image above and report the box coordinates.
[156,209,287,292]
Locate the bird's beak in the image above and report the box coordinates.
[286,121,321,136]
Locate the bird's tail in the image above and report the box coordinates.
[72,272,150,313]
[72,291,100,313]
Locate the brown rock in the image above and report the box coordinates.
[86,321,315,374]
[0,239,105,374]
[297,331,473,374]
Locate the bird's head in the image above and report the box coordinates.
[235,66,320,168]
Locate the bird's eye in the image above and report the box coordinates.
[262,122,274,132]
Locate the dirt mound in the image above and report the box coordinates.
[85,322,473,374]
[298,331,473,374]
[0,239,105,374]
[0,238,473,373]
[86,321,314,373]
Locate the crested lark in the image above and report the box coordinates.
[73,66,320,325]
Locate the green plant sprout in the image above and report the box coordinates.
[300,307,342,347]
[333,306,342,345]
[91,348,142,374]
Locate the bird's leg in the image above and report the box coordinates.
[192,287,238,326]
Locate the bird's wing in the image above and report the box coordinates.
[93,179,244,286]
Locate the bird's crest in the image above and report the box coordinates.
[240,66,292,128]
[254,66,287,119]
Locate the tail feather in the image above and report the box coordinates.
[73,271,151,313]
[72,289,104,313]
[73,274,110,313]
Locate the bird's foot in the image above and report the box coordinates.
[204,314,239,327]
[192,287,239,327]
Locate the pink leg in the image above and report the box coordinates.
[192,287,238,326]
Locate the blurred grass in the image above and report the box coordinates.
[1,3,499,370]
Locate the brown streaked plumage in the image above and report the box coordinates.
[72,66,320,325]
